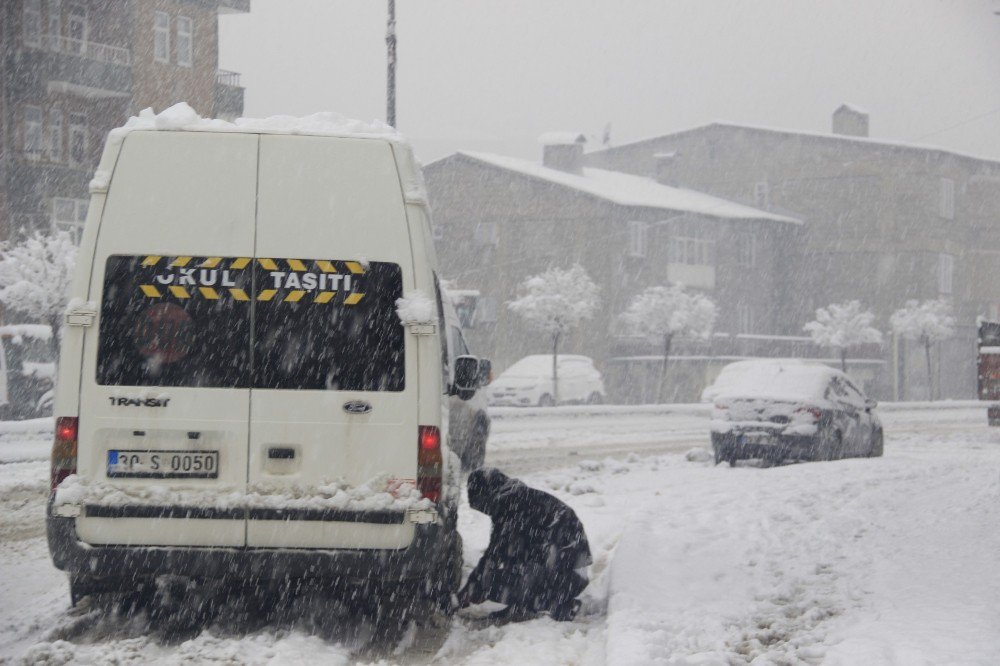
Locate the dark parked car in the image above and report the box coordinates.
[709,361,883,465]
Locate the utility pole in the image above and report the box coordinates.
[386,0,397,128]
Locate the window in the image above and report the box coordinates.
[47,109,63,162]
[68,112,87,166]
[51,197,87,242]
[176,16,193,66]
[754,181,770,208]
[23,0,42,47]
[830,377,865,408]
[154,11,170,63]
[669,230,715,266]
[47,0,61,50]
[97,256,405,392]
[939,178,955,219]
[452,292,479,328]
[738,304,753,334]
[66,4,85,54]
[24,106,44,159]
[628,221,648,258]
[736,234,756,267]
[938,253,954,295]
[254,260,405,391]
[450,327,470,357]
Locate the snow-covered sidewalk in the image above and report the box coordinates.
[599,430,1000,664]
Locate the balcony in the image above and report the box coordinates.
[11,37,132,99]
[216,69,242,87]
[37,35,132,67]
[214,70,245,121]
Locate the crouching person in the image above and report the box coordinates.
[457,467,592,621]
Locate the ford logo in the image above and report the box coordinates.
[343,400,372,415]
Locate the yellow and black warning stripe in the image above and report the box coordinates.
[136,256,366,305]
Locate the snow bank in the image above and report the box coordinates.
[599,435,1000,663]
[54,475,431,513]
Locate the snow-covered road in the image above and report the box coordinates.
[1,404,998,664]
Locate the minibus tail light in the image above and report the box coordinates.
[417,426,442,502]
[51,416,78,492]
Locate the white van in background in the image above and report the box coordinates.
[47,106,488,614]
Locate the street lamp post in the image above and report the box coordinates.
[386,0,397,128]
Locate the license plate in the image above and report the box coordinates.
[107,450,219,479]
[739,433,774,445]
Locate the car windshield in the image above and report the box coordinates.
[96,255,404,391]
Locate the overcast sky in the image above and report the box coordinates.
[219,1,1000,164]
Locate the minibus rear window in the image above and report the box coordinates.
[97,255,252,388]
[96,256,405,392]
[253,260,405,392]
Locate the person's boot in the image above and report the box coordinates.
[549,598,582,621]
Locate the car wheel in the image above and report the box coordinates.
[586,392,603,405]
[867,430,884,458]
[538,394,555,407]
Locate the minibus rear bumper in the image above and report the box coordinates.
[47,504,454,584]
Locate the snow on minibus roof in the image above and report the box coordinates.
[109,102,401,141]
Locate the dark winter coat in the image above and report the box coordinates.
[464,468,592,598]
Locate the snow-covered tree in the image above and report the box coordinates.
[0,231,78,342]
[890,299,956,400]
[507,264,600,404]
[619,284,717,403]
[803,300,884,372]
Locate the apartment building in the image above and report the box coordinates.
[0,0,249,242]
[585,106,1000,398]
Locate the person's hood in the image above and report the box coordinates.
[467,467,520,515]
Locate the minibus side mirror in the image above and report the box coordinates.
[454,355,482,401]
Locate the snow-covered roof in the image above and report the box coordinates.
[597,121,1000,166]
[455,151,800,224]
